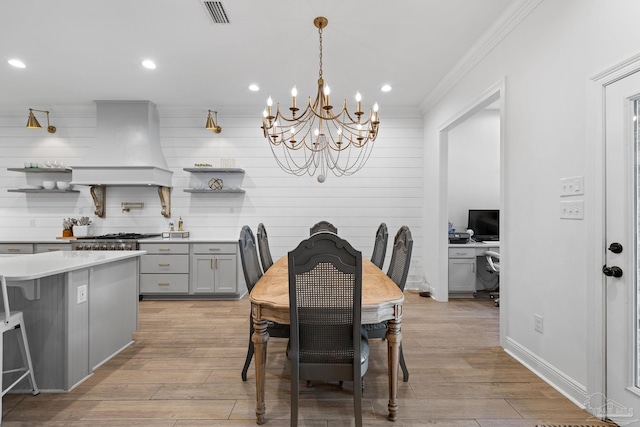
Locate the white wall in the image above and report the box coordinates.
[422,0,640,405]
[0,107,424,277]
[447,109,500,231]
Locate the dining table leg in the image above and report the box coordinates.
[386,317,402,421]
[252,314,269,425]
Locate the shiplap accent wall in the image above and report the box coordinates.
[0,106,424,286]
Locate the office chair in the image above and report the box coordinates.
[363,225,412,382]
[370,223,388,270]
[309,220,337,235]
[256,223,274,272]
[287,232,368,427]
[1,275,39,424]
[484,250,500,307]
[239,226,289,381]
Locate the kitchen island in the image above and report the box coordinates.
[0,250,145,392]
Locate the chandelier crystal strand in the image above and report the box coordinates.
[261,16,380,183]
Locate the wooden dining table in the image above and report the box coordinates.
[249,255,405,423]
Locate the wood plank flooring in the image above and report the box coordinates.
[3,291,614,426]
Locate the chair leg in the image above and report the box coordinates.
[354,376,363,427]
[400,344,409,382]
[241,340,254,381]
[17,321,39,395]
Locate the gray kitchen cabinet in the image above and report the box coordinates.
[0,243,34,255]
[139,242,190,295]
[35,243,71,253]
[190,242,238,296]
[448,247,477,296]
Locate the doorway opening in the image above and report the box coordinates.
[435,79,506,343]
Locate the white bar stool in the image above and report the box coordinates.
[1,275,39,424]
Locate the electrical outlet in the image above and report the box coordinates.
[77,284,87,304]
[560,200,584,219]
[534,314,543,333]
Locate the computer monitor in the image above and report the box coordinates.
[467,209,499,241]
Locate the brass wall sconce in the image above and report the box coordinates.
[205,110,222,133]
[26,108,56,133]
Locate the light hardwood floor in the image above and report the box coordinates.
[3,291,613,426]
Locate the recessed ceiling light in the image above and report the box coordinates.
[141,60,156,69]
[8,59,26,68]
[381,84,392,92]
[249,84,260,92]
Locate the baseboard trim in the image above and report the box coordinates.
[504,336,588,408]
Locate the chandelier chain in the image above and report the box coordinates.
[318,26,323,79]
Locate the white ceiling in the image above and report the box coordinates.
[0,0,513,111]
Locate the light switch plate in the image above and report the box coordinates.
[560,200,584,219]
[560,176,584,197]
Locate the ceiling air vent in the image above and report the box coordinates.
[202,1,230,24]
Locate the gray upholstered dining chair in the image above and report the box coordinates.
[256,223,274,272]
[309,220,337,235]
[363,225,412,382]
[1,275,39,424]
[287,232,368,427]
[239,225,289,381]
[370,222,388,270]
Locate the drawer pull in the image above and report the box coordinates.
[158,263,170,267]
[209,248,220,251]
[157,282,170,286]
[47,248,60,252]
[158,248,171,251]
[7,248,21,252]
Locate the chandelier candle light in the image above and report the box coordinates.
[261,17,380,183]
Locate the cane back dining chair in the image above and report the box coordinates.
[370,222,388,270]
[288,232,368,427]
[363,225,413,382]
[309,220,337,235]
[1,275,39,423]
[239,226,290,381]
[256,223,274,272]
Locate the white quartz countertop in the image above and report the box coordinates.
[0,250,146,281]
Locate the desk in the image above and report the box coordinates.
[448,242,500,296]
[250,256,405,423]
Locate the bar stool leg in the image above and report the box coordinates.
[17,315,39,395]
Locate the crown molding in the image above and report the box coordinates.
[419,0,543,114]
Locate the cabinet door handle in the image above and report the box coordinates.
[158,282,170,286]
[158,263,170,267]
[210,259,213,269]
[472,263,475,273]
[215,258,218,269]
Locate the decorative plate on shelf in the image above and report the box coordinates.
[208,178,223,190]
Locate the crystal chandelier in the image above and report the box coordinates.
[261,17,380,183]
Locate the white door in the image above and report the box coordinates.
[605,70,640,426]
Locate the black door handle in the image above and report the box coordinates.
[603,265,623,278]
[608,243,623,254]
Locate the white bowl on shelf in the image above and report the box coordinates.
[42,181,56,190]
[57,181,71,190]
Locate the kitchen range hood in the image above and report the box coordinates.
[71,100,173,218]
